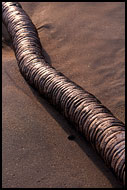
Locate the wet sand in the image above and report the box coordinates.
[2,2,125,188]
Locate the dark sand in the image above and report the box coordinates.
[2,2,125,188]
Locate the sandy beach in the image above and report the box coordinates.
[2,2,125,188]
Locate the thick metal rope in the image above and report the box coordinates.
[2,2,125,185]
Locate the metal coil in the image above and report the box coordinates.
[2,2,125,185]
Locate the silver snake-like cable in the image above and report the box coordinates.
[2,2,125,185]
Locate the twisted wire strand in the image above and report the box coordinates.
[2,2,125,185]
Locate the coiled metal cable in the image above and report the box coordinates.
[2,2,125,185]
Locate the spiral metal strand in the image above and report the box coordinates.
[2,2,125,185]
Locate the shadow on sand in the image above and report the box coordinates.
[2,37,123,188]
[25,49,123,188]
